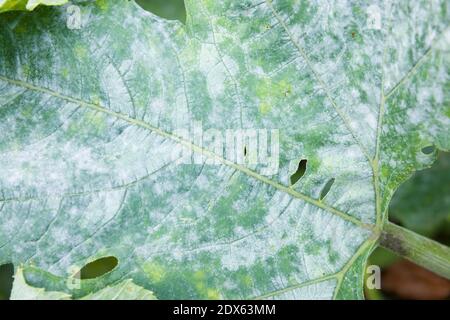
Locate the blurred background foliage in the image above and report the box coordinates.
[367,151,450,300]
[0,0,449,300]
[390,151,450,238]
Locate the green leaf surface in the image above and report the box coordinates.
[0,0,67,13]
[0,0,449,299]
[390,152,450,237]
[80,279,157,300]
[11,267,156,300]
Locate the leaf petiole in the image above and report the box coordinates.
[380,221,450,280]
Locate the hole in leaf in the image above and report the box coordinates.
[244,146,247,157]
[421,146,435,155]
[0,263,14,300]
[320,178,335,200]
[80,256,118,280]
[135,0,186,23]
[290,159,307,186]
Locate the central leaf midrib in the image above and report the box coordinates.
[0,75,373,230]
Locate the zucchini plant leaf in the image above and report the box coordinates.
[0,0,449,299]
[11,267,156,300]
[0,0,67,13]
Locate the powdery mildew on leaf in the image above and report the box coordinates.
[0,0,448,299]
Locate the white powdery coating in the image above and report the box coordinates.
[267,279,337,300]
[2,0,447,299]
[100,63,134,116]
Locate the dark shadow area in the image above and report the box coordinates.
[80,256,118,280]
[135,0,186,23]
[0,263,14,300]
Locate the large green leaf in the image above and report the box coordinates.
[0,0,449,299]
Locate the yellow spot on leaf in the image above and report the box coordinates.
[259,102,271,114]
[61,68,69,78]
[206,289,221,299]
[143,263,166,282]
[193,270,206,280]
[74,45,87,58]
[96,0,108,10]
[22,65,31,77]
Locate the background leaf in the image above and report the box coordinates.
[389,151,450,237]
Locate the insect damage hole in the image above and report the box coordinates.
[320,178,335,200]
[421,145,435,155]
[80,256,118,280]
[290,159,307,186]
[0,263,14,300]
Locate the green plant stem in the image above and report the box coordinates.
[380,221,450,279]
